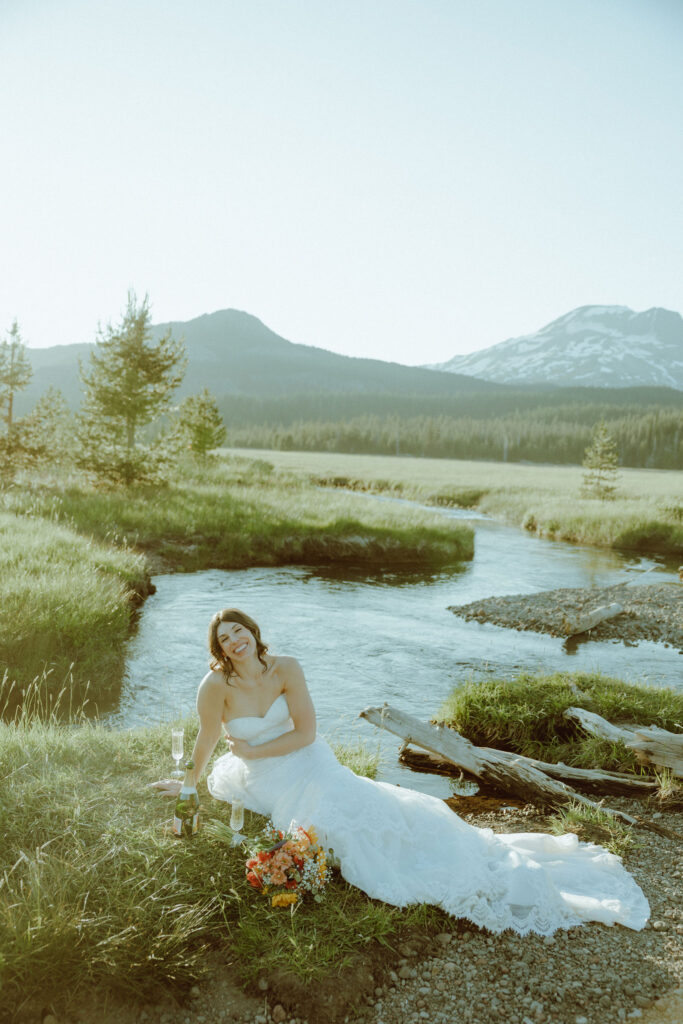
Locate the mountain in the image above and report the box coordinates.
[429,306,683,390]
[18,308,500,414]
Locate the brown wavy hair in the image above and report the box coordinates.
[208,608,269,681]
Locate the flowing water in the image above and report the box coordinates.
[110,505,681,794]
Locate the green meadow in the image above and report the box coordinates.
[225,447,683,556]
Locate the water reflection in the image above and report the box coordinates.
[302,564,468,589]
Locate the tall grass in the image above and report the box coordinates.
[436,671,683,771]
[0,512,150,698]
[0,683,442,1018]
[226,448,683,555]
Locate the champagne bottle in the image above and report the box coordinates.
[173,759,200,838]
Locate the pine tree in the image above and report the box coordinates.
[581,421,620,499]
[21,386,76,467]
[171,389,227,457]
[0,320,34,482]
[78,292,186,484]
[0,320,33,435]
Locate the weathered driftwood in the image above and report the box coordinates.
[565,706,683,778]
[562,602,623,637]
[360,704,681,838]
[398,746,658,796]
[564,706,636,743]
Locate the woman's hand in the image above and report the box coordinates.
[226,736,260,760]
[149,779,182,798]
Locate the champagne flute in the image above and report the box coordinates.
[230,799,245,845]
[171,728,184,779]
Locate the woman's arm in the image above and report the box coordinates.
[150,673,225,796]
[189,674,226,783]
[230,658,316,761]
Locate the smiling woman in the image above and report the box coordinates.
[152,608,650,936]
[208,608,270,680]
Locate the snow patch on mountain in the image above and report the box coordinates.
[430,306,683,389]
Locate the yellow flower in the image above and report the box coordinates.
[271,892,298,908]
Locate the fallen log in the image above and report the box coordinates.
[564,706,636,744]
[562,602,623,637]
[360,704,681,839]
[398,746,658,796]
[565,707,683,778]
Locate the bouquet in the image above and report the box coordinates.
[245,822,332,908]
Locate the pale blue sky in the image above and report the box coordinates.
[1,0,681,364]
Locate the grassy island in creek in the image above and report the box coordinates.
[225,448,683,557]
[0,456,473,698]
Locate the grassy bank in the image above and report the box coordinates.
[0,457,473,695]
[0,511,151,700]
[437,670,683,773]
[224,448,683,556]
[2,458,469,573]
[0,691,442,1020]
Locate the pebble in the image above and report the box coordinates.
[398,965,417,980]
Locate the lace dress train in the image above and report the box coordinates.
[207,695,649,935]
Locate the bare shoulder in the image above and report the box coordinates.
[197,669,228,703]
[273,655,306,687]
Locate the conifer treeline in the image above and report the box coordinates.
[222,401,683,469]
[219,387,683,428]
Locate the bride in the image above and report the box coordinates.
[154,608,650,935]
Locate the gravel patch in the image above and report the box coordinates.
[358,800,682,1024]
[449,583,683,650]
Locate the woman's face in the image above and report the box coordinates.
[216,620,256,662]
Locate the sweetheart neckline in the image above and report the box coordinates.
[226,692,288,728]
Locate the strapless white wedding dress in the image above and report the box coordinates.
[207,694,649,935]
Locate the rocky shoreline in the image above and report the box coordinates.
[448,583,683,651]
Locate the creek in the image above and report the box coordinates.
[110,504,681,794]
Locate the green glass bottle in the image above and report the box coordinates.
[173,759,200,838]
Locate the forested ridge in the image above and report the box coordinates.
[220,390,683,468]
